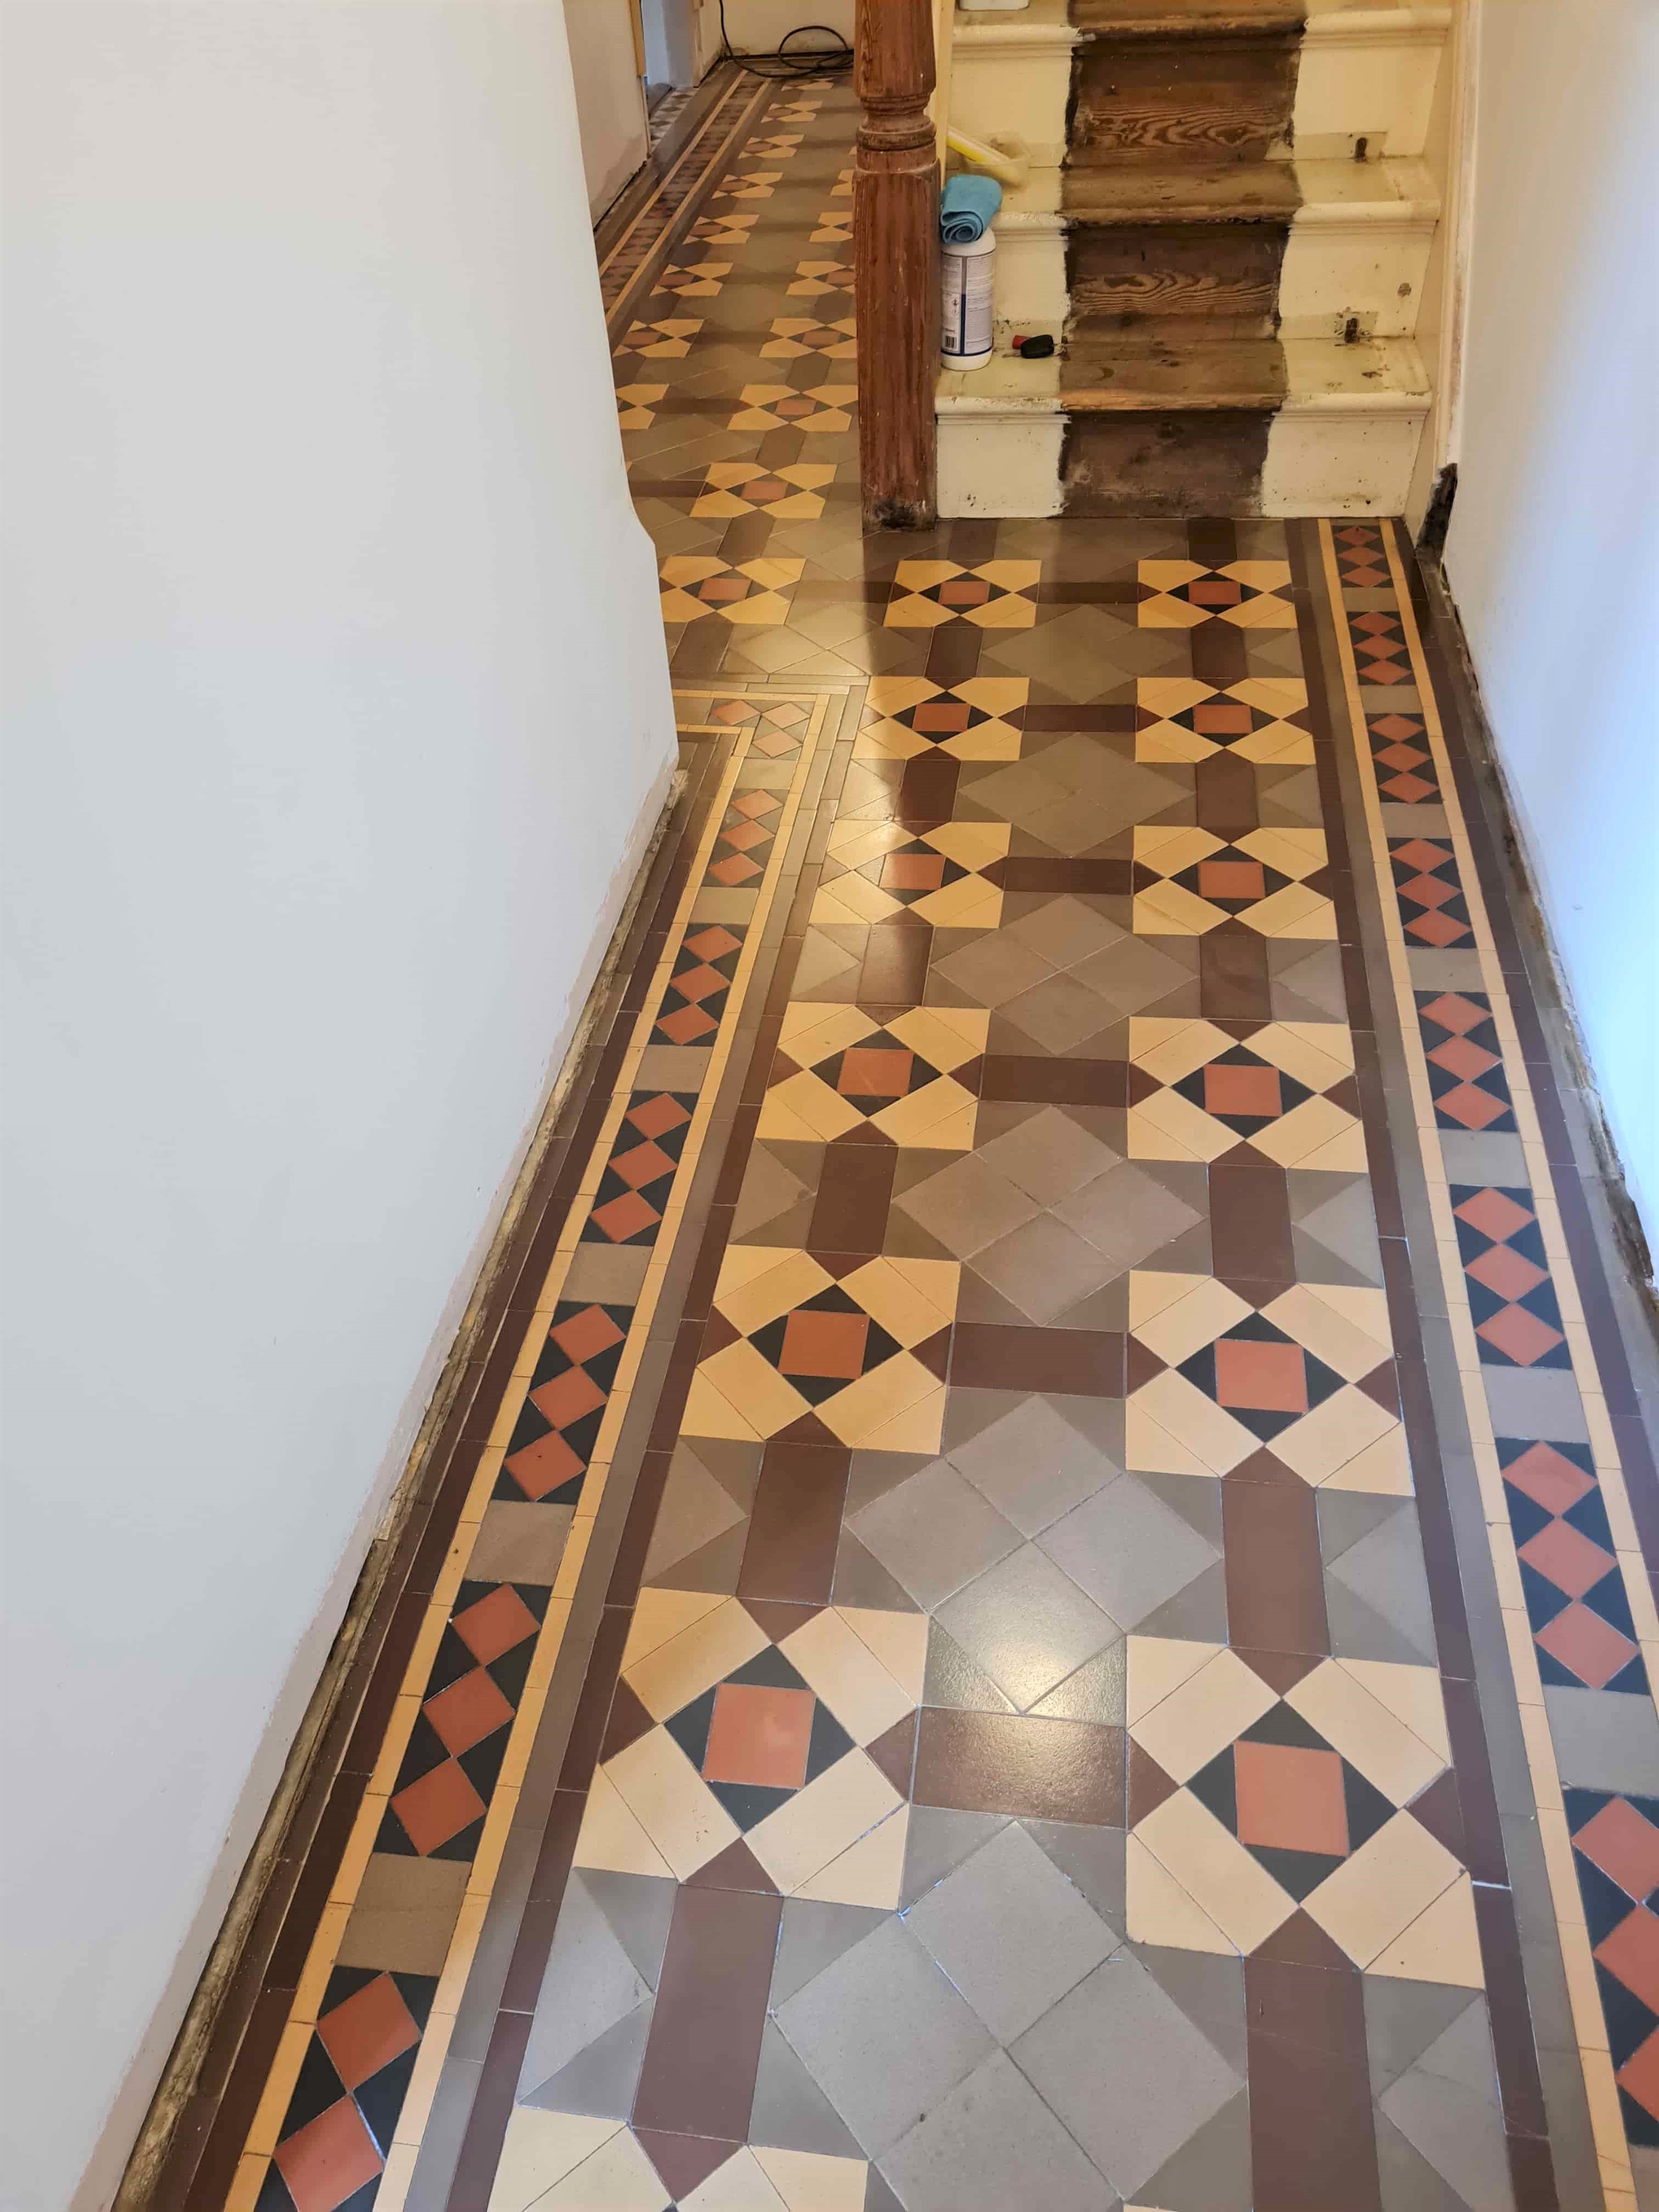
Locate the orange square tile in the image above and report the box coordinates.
[316,1973,419,2092]
[1234,1740,1348,1856]
[1596,1907,1659,2015]
[452,1584,540,1664]
[273,2098,382,2212]
[1577,1799,1659,1903]
[703,1681,815,1788]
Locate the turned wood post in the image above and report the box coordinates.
[854,0,939,531]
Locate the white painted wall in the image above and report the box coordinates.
[720,0,854,61]
[0,8,677,2209]
[563,0,651,216]
[1442,0,1659,1244]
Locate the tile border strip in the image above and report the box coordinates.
[219,694,834,2212]
[1314,516,1643,2210]
[1290,524,1565,2211]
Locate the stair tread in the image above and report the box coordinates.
[1061,164,1301,224]
[1071,0,1306,33]
[938,333,1427,414]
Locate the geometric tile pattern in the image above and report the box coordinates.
[1415,990,1516,1132]
[1568,1790,1659,2146]
[211,80,1659,2212]
[1503,1438,1649,1692]
[1127,1641,1476,1977]
[1132,824,1336,939]
[1126,1015,1363,1170]
[263,1968,436,2212]
[575,1591,921,1899]
[686,1246,957,1452]
[1127,1273,1408,1491]
[857,676,1028,761]
[1450,1184,1571,1369]
[1387,836,1474,947]
[1135,674,1312,763]
[759,1002,986,1150]
[1136,558,1296,629]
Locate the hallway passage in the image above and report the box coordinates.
[201,69,1659,2212]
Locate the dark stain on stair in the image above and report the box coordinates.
[1058,0,1308,516]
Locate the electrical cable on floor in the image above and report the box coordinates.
[715,0,854,78]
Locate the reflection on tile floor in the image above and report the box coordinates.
[208,66,1659,2212]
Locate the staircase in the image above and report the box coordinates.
[937,0,1451,516]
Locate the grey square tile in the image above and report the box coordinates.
[1038,1473,1220,1631]
[1010,1949,1242,2198]
[904,1822,1115,2042]
[974,1106,1120,1205]
[1054,1160,1204,1277]
[970,1213,1120,1325]
[997,972,1118,1055]
[935,1543,1118,1711]
[932,932,1056,1009]
[1068,935,1197,1019]
[1480,1363,1590,1442]
[1544,1684,1659,1792]
[776,1917,996,2156]
[947,1397,1120,1536]
[881,2051,1115,2212]
[850,1459,1023,1611]
[466,1501,575,1587]
[893,1152,1041,1260]
[517,1873,653,2098]
[1004,897,1126,972]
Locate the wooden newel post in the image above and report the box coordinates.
[854,0,939,531]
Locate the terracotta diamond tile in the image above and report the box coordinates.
[388,1758,487,1857]
[1534,1602,1639,1690]
[1454,1188,1537,1243]
[272,2098,383,2212]
[315,1973,420,2093]
[1475,1301,1566,1367]
[1597,1906,1659,2015]
[1577,1798,1659,1902]
[1518,1517,1618,1601]
[1503,1441,1597,1515]
[422,1667,515,1757]
[1465,1243,1550,1302]
[1618,2026,1659,2123]
[452,1584,540,1666]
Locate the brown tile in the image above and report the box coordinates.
[445,2007,533,2210]
[1189,619,1248,691]
[1441,1677,1506,1882]
[633,1886,783,2139]
[867,1710,918,1796]
[1223,1481,1329,1655]
[1245,1953,1381,2212]
[685,1837,781,1894]
[557,1607,635,1791]
[975,1055,1127,1106]
[988,857,1134,895]
[1207,1155,1294,1294]
[636,2131,743,2201]
[1127,1738,1178,1825]
[926,620,982,687]
[737,1441,850,1602]
[1200,926,1272,1023]
[1195,751,1259,839]
[1505,2132,1560,2212]
[949,1323,1124,1397]
[809,1141,896,1257]
[861,918,932,1001]
[896,752,960,825]
[913,1708,1124,1824]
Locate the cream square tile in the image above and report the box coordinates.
[794,1803,909,1909]
[540,2127,673,2209]
[1135,881,1223,936]
[1127,1636,1221,1728]
[747,1748,901,1894]
[872,1079,978,1150]
[1249,1020,1353,1090]
[716,1247,833,1335]
[782,1607,914,1742]
[625,1595,770,1720]
[1125,1832,1235,1955]
[1128,1369,1259,1477]
[1130,1273,1253,1365]
[1130,1646,1277,1782]
[1135,1789,1296,1953]
[1319,1426,1412,1494]
[681,2147,788,2211]
[820,1357,944,1454]
[487,2112,622,2212]
[1136,824,1220,877]
[752,2146,868,2212]
[843,1255,960,1345]
[760,1070,864,1143]
[687,1340,809,1440]
[842,1607,929,1702]
[1248,1096,1367,1172]
[1271,1386,1401,1486]
[622,1589,726,1671]
[1128,1017,1235,1086]
[1239,827,1325,878]
[1127,1088,1239,1165]
[1271,1283,1393,1372]
[1368,1871,1484,1987]
[572,1768,674,1878]
[1301,1809,1460,1969]
[1243,882,1337,940]
[604,1729,741,1881]
[888,1003,990,1071]
[1286,1658,1447,1798]
[778,1001,876,1059]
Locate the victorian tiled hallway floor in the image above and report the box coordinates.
[190,67,1659,2212]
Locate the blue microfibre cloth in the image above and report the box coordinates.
[940,173,1003,245]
